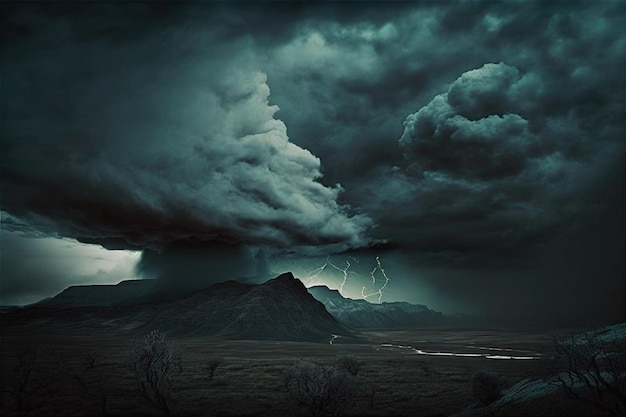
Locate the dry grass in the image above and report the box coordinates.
[0,327,590,417]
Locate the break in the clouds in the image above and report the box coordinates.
[0,227,140,305]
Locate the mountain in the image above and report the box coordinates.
[5,273,349,342]
[34,279,156,308]
[138,273,349,340]
[307,285,444,329]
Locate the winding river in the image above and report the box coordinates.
[377,343,541,360]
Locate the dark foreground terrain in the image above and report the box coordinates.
[2,325,615,417]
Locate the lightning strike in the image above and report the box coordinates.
[360,256,390,303]
[299,256,331,287]
[292,255,389,302]
[328,257,357,295]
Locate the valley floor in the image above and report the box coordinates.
[0,326,607,417]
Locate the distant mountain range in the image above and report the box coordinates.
[5,272,450,341]
[6,273,349,342]
[307,285,445,329]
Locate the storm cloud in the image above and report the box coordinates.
[349,22,625,266]
[1,2,624,322]
[0,5,370,255]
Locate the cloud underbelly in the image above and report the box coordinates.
[1,66,371,253]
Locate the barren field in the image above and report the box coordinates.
[0,326,599,417]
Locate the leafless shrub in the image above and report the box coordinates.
[417,359,438,377]
[41,348,66,380]
[539,329,626,417]
[72,369,110,416]
[127,330,180,416]
[283,360,327,405]
[72,351,110,416]
[1,347,38,412]
[283,359,359,417]
[0,346,64,412]
[335,353,362,376]
[206,357,224,381]
[363,380,376,408]
[471,371,507,405]
[87,351,100,369]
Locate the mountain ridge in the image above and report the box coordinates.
[307,285,445,328]
[13,273,449,339]
[34,279,157,308]
[5,272,350,342]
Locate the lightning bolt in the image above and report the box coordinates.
[293,256,331,287]
[360,256,390,303]
[328,256,358,295]
[289,255,390,302]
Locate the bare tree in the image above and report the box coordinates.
[416,359,438,377]
[72,351,110,416]
[540,328,626,417]
[127,330,180,416]
[335,353,362,376]
[471,371,507,405]
[1,346,65,412]
[283,359,359,417]
[86,350,100,369]
[2,347,38,412]
[206,357,224,381]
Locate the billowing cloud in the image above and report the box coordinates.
[0,13,371,255]
[355,61,624,266]
[399,63,550,183]
[1,2,624,322]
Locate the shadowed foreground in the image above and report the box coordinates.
[2,326,619,417]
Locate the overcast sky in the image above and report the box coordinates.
[1,1,624,323]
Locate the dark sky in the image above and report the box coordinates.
[1,1,624,324]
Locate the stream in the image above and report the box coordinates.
[377,343,541,360]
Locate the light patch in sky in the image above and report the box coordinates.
[0,229,140,305]
[483,14,506,32]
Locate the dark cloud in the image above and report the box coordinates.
[359,58,625,266]
[1,2,624,323]
[136,240,264,299]
[1,6,371,256]
[446,63,522,120]
[397,159,625,323]
[400,63,542,181]
[264,1,625,197]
